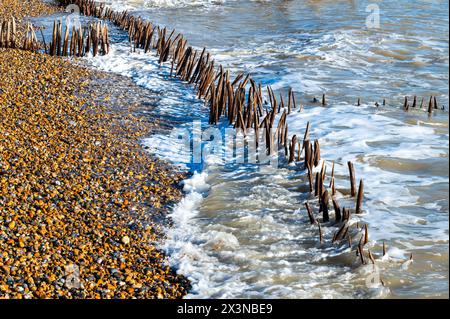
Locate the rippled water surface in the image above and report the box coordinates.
[38,0,448,298]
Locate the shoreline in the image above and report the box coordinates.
[1,0,191,299]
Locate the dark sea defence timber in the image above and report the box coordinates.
[0,0,110,57]
[0,0,190,299]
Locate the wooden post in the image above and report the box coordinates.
[332,197,341,222]
[313,139,321,167]
[356,179,364,214]
[320,190,330,222]
[318,222,323,244]
[363,224,369,245]
[428,96,433,114]
[348,161,356,197]
[303,121,310,144]
[288,135,297,164]
[305,202,316,224]
[307,165,314,193]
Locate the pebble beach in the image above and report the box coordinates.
[0,0,190,299]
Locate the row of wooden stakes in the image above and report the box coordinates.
[357,95,444,114]
[0,18,35,51]
[59,0,388,266]
[0,18,17,49]
[47,20,109,57]
[0,16,109,57]
[402,95,443,113]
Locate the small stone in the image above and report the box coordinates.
[121,236,130,245]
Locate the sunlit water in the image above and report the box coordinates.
[34,0,448,298]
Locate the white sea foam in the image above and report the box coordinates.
[145,0,226,7]
[100,0,226,10]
